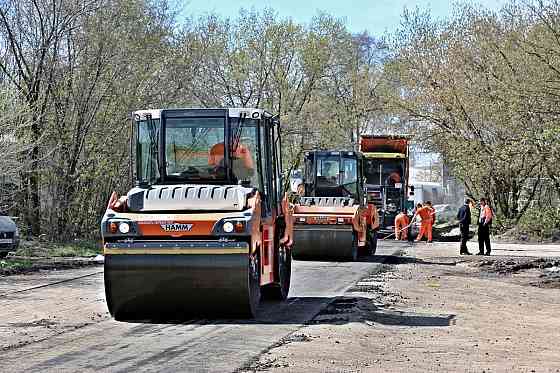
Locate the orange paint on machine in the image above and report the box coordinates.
[291,150,378,260]
[137,220,216,237]
[101,108,293,321]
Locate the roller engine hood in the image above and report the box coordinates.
[125,184,255,212]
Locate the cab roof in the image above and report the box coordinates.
[132,108,274,120]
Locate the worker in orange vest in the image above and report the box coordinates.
[427,201,436,225]
[394,209,409,240]
[413,201,435,243]
[368,203,380,231]
[477,197,493,255]
[209,141,254,180]
[386,172,401,186]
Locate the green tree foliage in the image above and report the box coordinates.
[0,3,385,240]
[0,0,178,239]
[384,1,560,228]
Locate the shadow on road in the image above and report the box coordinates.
[119,293,456,329]
[121,296,340,326]
[119,254,457,326]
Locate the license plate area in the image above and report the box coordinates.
[310,216,331,224]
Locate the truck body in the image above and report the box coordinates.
[411,182,444,206]
[360,135,411,234]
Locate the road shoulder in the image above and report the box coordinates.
[243,242,560,372]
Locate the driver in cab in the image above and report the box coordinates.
[322,162,338,180]
[386,167,403,186]
[208,140,254,180]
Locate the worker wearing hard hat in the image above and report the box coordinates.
[394,209,409,240]
[413,201,435,243]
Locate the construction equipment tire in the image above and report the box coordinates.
[248,250,261,317]
[351,231,359,261]
[368,229,378,256]
[262,244,291,300]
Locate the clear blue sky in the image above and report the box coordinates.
[181,0,507,35]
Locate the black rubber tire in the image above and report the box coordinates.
[350,231,359,261]
[368,229,378,256]
[103,267,119,320]
[248,250,261,317]
[262,245,292,300]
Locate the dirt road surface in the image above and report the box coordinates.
[1,242,403,372]
[244,242,560,373]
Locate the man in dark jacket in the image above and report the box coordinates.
[457,199,472,255]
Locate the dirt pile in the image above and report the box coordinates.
[474,257,559,273]
[467,256,560,289]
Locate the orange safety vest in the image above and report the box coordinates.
[208,143,254,169]
[395,213,409,227]
[368,204,380,230]
[417,206,432,222]
[480,205,493,224]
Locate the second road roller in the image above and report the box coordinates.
[291,150,379,260]
[100,108,294,321]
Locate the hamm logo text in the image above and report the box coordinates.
[160,223,194,232]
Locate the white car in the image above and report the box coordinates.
[0,215,20,258]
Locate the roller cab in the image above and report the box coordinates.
[292,151,377,260]
[101,108,293,321]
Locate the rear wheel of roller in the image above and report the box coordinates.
[368,229,378,256]
[248,250,261,317]
[262,244,291,300]
[350,231,359,261]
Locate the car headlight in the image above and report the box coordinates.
[106,219,138,236]
[223,222,234,233]
[118,222,130,234]
[213,219,248,235]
